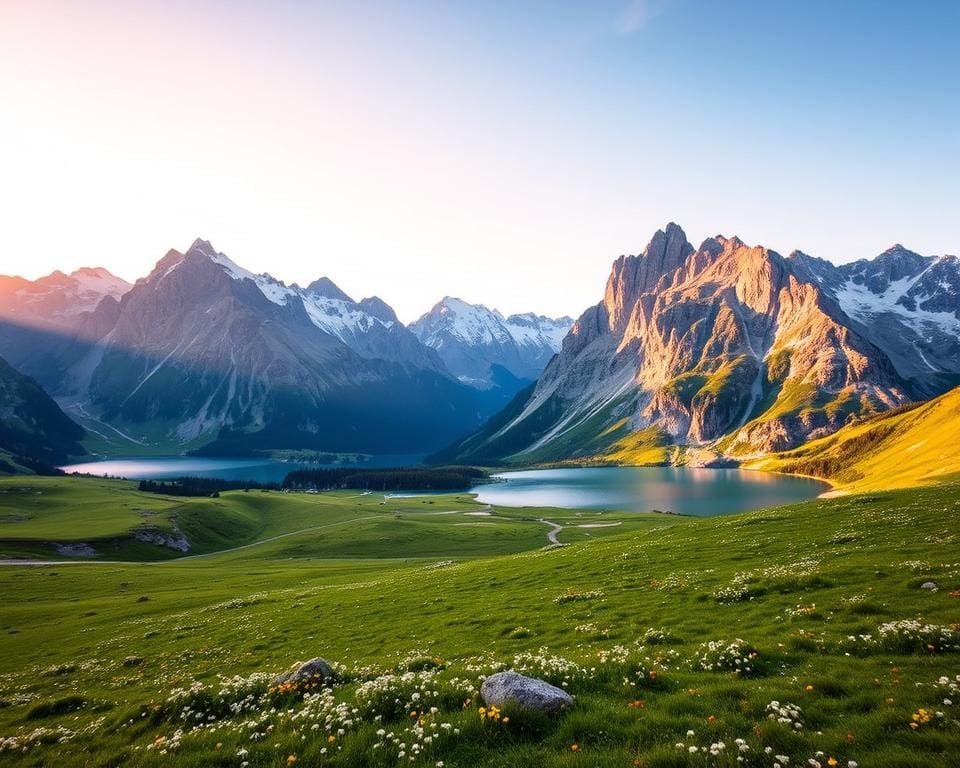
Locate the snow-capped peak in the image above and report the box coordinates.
[172,240,409,344]
[409,297,574,385]
[67,267,131,299]
[182,239,297,307]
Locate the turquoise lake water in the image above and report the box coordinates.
[472,466,828,516]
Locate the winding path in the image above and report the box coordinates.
[540,519,563,545]
[1,505,571,566]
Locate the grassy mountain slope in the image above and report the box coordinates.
[0,355,85,472]
[1,476,960,766]
[746,385,960,492]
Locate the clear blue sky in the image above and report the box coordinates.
[1,0,957,321]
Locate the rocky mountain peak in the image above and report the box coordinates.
[604,223,695,333]
[357,296,397,324]
[410,297,572,388]
[306,277,353,303]
[445,222,953,466]
[187,238,216,257]
[73,267,112,279]
[871,243,927,272]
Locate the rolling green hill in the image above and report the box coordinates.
[0,477,669,562]
[1,474,959,766]
[746,385,960,492]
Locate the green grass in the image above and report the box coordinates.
[0,450,34,476]
[510,393,641,465]
[661,372,709,408]
[748,385,960,491]
[0,478,671,562]
[0,473,959,766]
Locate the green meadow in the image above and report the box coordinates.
[1,476,959,766]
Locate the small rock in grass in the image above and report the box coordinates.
[921,581,938,591]
[122,656,144,667]
[480,671,574,713]
[272,657,337,687]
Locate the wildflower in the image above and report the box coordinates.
[327,735,336,743]
[286,756,297,765]
[571,743,579,752]
[910,708,933,729]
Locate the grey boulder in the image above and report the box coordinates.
[272,657,337,687]
[480,671,574,713]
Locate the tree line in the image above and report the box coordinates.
[135,466,488,497]
[137,477,279,497]
[281,466,487,492]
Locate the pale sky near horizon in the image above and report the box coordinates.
[1,0,958,323]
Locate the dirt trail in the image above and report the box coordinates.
[540,519,563,545]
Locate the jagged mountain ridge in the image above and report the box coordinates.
[0,266,131,323]
[438,223,959,465]
[0,266,133,393]
[0,241,498,454]
[179,240,444,370]
[409,297,572,388]
[789,245,960,395]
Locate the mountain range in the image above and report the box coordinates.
[438,223,960,465]
[0,241,568,457]
[1,226,956,465]
[410,297,571,388]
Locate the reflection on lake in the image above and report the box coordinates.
[472,466,827,516]
[60,455,424,484]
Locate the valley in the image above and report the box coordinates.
[4,4,958,766]
[1,223,957,767]
[1,473,959,766]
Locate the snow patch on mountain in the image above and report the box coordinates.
[67,268,132,308]
[187,240,405,349]
[301,293,395,343]
[416,297,572,352]
[189,240,297,307]
[410,297,573,387]
[1,266,132,321]
[835,274,960,336]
